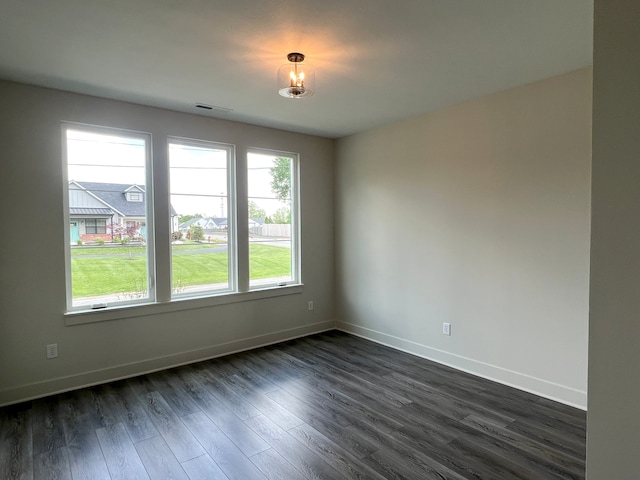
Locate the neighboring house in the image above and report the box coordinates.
[178,217,264,236]
[179,217,219,235]
[69,181,178,243]
[249,217,264,235]
[178,217,198,233]
[210,218,228,230]
[179,217,238,235]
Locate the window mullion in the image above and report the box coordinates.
[235,148,250,292]
[152,134,171,303]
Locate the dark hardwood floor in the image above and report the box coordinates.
[0,330,586,479]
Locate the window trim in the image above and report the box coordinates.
[62,122,156,312]
[64,283,304,325]
[61,125,302,322]
[85,218,107,234]
[246,147,301,290]
[128,191,142,202]
[167,136,237,299]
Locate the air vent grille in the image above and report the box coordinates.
[195,103,233,114]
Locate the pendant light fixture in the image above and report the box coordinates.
[278,52,315,98]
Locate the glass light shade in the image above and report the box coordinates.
[278,61,315,98]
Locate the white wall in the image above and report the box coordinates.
[336,69,592,408]
[0,80,335,405]
[587,0,640,477]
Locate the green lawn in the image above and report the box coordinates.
[72,243,214,256]
[70,243,291,298]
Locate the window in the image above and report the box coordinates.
[127,191,142,202]
[85,218,107,234]
[169,138,235,297]
[63,124,301,315]
[247,150,299,288]
[64,125,153,310]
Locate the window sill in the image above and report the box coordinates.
[64,284,304,326]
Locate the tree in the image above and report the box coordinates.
[190,224,204,242]
[107,221,124,241]
[179,214,198,224]
[269,157,291,203]
[123,221,140,240]
[272,206,291,224]
[107,221,139,241]
[248,200,267,219]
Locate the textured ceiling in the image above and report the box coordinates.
[0,0,593,138]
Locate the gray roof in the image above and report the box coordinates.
[75,182,177,216]
[178,217,263,228]
[76,182,145,217]
[179,218,202,229]
[70,207,113,216]
[179,217,226,230]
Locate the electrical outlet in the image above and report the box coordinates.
[308,300,314,311]
[442,323,451,336]
[46,343,59,359]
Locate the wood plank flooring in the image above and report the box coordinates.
[0,330,586,479]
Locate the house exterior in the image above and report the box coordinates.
[179,217,220,235]
[249,217,264,235]
[69,181,178,242]
[210,218,228,230]
[178,217,266,236]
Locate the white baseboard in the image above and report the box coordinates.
[0,320,336,407]
[337,321,587,410]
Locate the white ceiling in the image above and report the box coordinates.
[0,0,593,138]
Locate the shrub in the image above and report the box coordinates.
[97,239,105,246]
[190,225,204,242]
[76,239,83,245]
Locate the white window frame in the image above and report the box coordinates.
[246,148,301,290]
[168,136,237,299]
[61,124,304,322]
[127,191,142,202]
[62,122,156,312]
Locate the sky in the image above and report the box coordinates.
[66,129,289,217]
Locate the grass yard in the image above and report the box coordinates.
[249,243,292,279]
[72,243,215,256]
[170,251,229,289]
[71,256,149,296]
[71,243,291,298]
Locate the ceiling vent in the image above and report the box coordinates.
[195,103,233,114]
